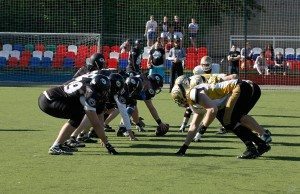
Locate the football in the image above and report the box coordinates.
[155,124,169,136]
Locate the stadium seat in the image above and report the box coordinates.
[10,50,21,60]
[185,53,198,69]
[43,51,54,61]
[77,45,89,57]
[120,52,129,60]
[119,59,128,70]
[45,44,56,52]
[102,45,110,53]
[56,44,67,54]
[285,48,295,60]
[141,58,148,70]
[35,44,45,52]
[107,58,118,69]
[110,45,120,52]
[41,57,52,68]
[186,47,197,54]
[65,51,76,60]
[89,45,98,55]
[32,51,43,60]
[3,44,12,52]
[74,56,86,68]
[52,57,63,68]
[197,47,208,56]
[0,51,10,60]
[12,44,24,52]
[103,51,109,60]
[63,58,74,68]
[21,50,31,58]
[109,51,119,59]
[29,57,41,68]
[0,57,7,67]
[19,55,30,68]
[68,45,78,54]
[274,47,284,55]
[24,44,34,52]
[7,57,18,67]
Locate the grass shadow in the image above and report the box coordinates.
[128,143,235,150]
[253,114,300,119]
[0,128,44,132]
[264,156,300,161]
[270,142,300,147]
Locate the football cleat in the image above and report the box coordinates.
[65,137,86,148]
[138,117,146,127]
[105,143,119,155]
[237,147,259,159]
[117,126,127,137]
[104,124,115,132]
[62,143,78,152]
[87,130,98,138]
[193,132,202,142]
[77,136,97,143]
[175,144,188,156]
[216,127,227,135]
[136,125,146,132]
[257,144,271,156]
[48,145,73,155]
[178,123,187,133]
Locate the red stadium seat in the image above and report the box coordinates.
[141,58,148,70]
[102,45,110,53]
[186,47,197,54]
[21,50,31,58]
[89,45,98,55]
[77,45,89,57]
[7,57,19,67]
[185,53,198,69]
[74,56,86,68]
[56,45,67,54]
[19,55,30,68]
[198,47,208,56]
[107,58,118,69]
[110,45,120,52]
[35,44,45,52]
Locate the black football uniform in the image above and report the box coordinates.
[126,47,143,73]
[38,72,107,128]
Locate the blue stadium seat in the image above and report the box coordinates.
[0,57,7,67]
[12,44,24,52]
[41,57,52,68]
[63,58,74,68]
[286,54,295,60]
[29,57,41,68]
[119,59,128,70]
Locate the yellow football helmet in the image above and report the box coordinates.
[171,75,190,107]
[200,56,213,72]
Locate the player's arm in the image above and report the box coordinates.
[113,95,137,140]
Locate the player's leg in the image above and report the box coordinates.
[179,107,192,132]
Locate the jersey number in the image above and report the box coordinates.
[64,81,83,94]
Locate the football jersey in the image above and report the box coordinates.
[149,48,165,66]
[45,71,106,111]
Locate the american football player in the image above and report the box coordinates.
[172,76,271,159]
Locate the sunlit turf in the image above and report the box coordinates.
[0,86,299,193]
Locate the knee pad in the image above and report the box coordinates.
[184,107,192,118]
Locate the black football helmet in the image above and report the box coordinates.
[90,74,111,98]
[86,53,106,71]
[109,73,125,95]
[127,71,138,77]
[147,74,163,93]
[125,76,143,96]
[98,69,112,77]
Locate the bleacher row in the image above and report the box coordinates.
[237,47,300,71]
[0,43,101,68]
[0,43,210,70]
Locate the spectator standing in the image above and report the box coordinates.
[240,42,253,69]
[168,39,185,92]
[147,40,165,78]
[165,37,174,53]
[159,16,171,46]
[145,15,158,47]
[188,18,199,48]
[254,51,269,75]
[264,44,275,71]
[120,39,132,53]
[172,16,184,47]
[227,44,241,74]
